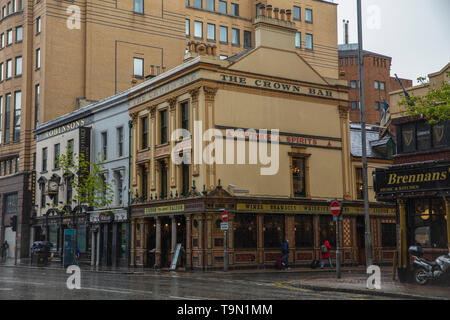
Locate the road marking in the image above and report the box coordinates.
[82,287,136,295]
[0,278,46,286]
[0,288,13,291]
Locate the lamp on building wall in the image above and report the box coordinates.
[420,209,433,221]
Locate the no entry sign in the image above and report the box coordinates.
[222,210,228,222]
[330,201,341,216]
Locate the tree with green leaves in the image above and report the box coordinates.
[399,73,450,124]
[55,149,115,214]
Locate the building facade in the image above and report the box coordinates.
[338,44,412,125]
[127,11,395,271]
[32,90,131,266]
[0,0,341,262]
[374,63,450,282]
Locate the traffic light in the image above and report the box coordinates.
[10,215,17,232]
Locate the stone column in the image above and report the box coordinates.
[130,113,138,188]
[198,215,204,269]
[398,199,407,268]
[171,215,177,263]
[203,86,218,190]
[96,228,101,267]
[185,215,192,269]
[189,88,200,176]
[103,224,109,266]
[445,197,450,252]
[143,220,148,266]
[168,99,177,189]
[257,214,264,267]
[150,106,156,191]
[339,105,352,200]
[112,223,118,267]
[155,217,161,267]
[130,220,136,266]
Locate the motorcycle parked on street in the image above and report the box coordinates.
[408,245,450,285]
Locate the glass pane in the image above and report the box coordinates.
[77,225,86,252]
[264,214,285,248]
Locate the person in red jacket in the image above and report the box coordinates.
[320,240,334,269]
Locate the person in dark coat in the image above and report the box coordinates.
[1,241,9,262]
[320,240,333,269]
[282,238,290,270]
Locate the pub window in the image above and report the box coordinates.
[7,2,11,14]
[185,0,189,6]
[355,167,363,200]
[101,173,107,200]
[4,93,11,143]
[234,214,257,249]
[1,6,5,18]
[13,91,21,142]
[206,0,214,11]
[231,28,240,46]
[181,101,189,130]
[350,57,354,65]
[5,193,18,215]
[230,3,239,16]
[295,32,301,48]
[117,126,124,157]
[0,33,4,49]
[54,143,60,169]
[160,161,167,199]
[134,0,143,13]
[400,123,416,153]
[101,131,107,160]
[219,1,227,14]
[115,171,123,205]
[77,225,87,252]
[295,215,314,248]
[8,158,12,174]
[194,21,203,39]
[381,223,396,248]
[292,157,306,197]
[160,110,167,144]
[207,23,215,41]
[413,198,447,249]
[350,80,357,89]
[185,19,190,36]
[42,147,48,172]
[133,57,143,77]
[140,164,147,200]
[66,175,73,203]
[263,214,285,248]
[305,33,313,50]
[293,6,301,20]
[49,226,57,251]
[15,157,18,172]
[244,31,252,48]
[0,63,4,81]
[375,101,380,111]
[416,121,431,151]
[181,163,190,196]
[345,57,348,66]
[141,116,148,149]
[219,26,228,43]
[319,215,336,247]
[40,184,46,208]
[305,8,313,23]
[374,80,379,90]
[380,82,386,91]
[432,121,448,148]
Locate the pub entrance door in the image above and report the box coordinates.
[146,219,156,268]
[176,216,187,267]
[356,216,366,266]
[160,217,171,268]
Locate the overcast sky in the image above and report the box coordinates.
[334,0,450,85]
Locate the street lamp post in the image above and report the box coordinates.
[357,0,373,267]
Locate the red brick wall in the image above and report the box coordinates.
[339,53,412,125]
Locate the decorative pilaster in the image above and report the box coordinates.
[155,217,161,268]
[338,105,352,200]
[189,88,200,176]
[185,215,192,269]
[131,113,139,187]
[398,199,407,268]
[444,197,450,252]
[131,220,136,266]
[171,215,177,262]
[168,98,177,188]
[150,106,157,190]
[257,214,264,266]
[203,86,218,190]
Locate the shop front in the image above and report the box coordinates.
[130,186,396,270]
[374,160,450,281]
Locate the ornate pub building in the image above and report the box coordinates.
[128,8,395,270]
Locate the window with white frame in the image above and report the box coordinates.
[133,57,143,77]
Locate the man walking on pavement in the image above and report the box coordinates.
[1,241,9,262]
[321,240,333,269]
[282,238,290,270]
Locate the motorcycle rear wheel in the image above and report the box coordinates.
[414,267,429,285]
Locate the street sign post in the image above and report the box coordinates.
[221,209,228,272]
[330,201,342,279]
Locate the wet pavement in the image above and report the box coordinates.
[0,262,399,300]
[0,259,448,300]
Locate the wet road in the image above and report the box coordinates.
[0,266,399,300]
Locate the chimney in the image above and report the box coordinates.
[254,6,297,51]
[343,20,349,45]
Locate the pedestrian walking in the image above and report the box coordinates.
[1,241,9,262]
[75,247,80,266]
[282,238,290,270]
[320,240,333,269]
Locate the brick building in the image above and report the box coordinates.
[338,44,412,125]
